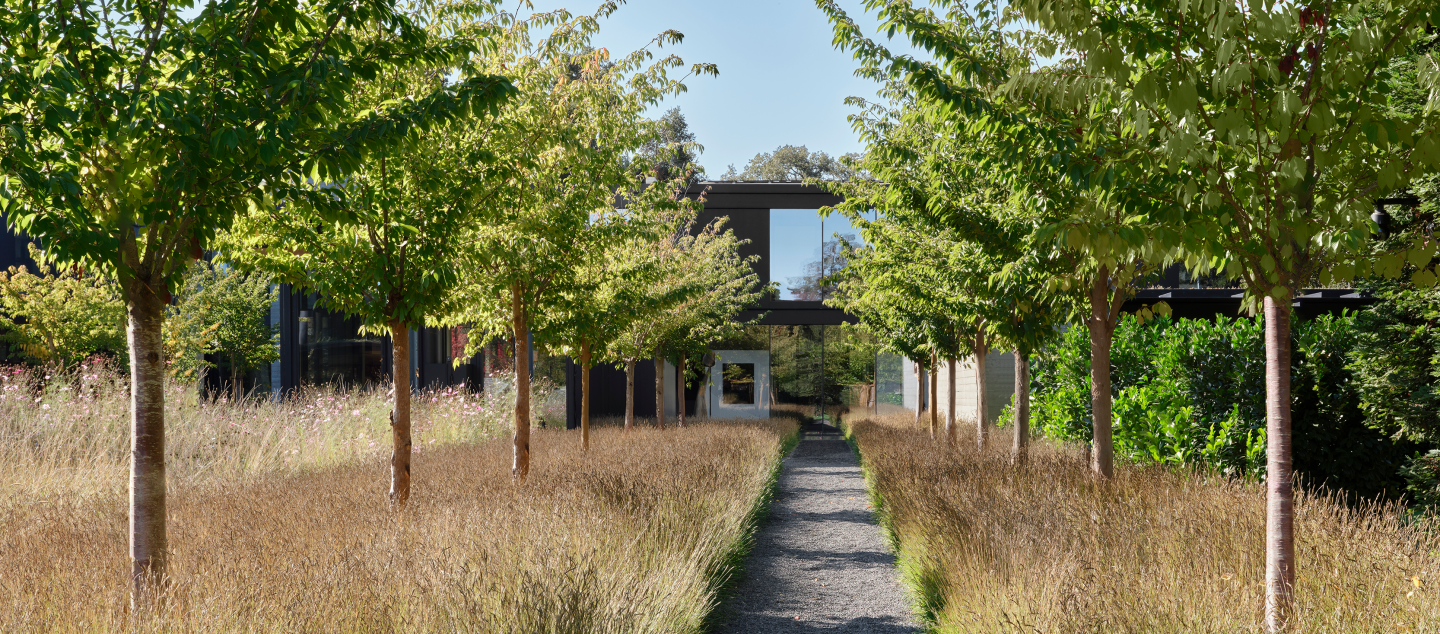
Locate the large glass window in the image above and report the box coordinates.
[826,324,878,408]
[875,352,907,414]
[770,209,874,301]
[766,323,878,420]
[769,209,822,300]
[769,325,824,409]
[297,296,386,388]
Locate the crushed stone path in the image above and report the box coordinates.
[717,420,919,633]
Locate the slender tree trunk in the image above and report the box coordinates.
[231,362,241,402]
[1012,349,1030,463]
[976,329,989,451]
[389,320,413,506]
[581,341,592,452]
[697,363,710,419]
[654,351,666,430]
[624,358,636,432]
[913,358,925,432]
[1264,295,1295,632]
[945,356,957,443]
[1087,268,1115,478]
[511,286,531,483]
[128,282,167,600]
[929,351,939,440]
[677,353,687,428]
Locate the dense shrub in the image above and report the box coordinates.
[1030,314,1265,477]
[1350,281,1440,444]
[1029,312,1416,501]
[1348,281,1440,508]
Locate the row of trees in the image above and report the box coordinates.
[815,0,1440,629]
[1,0,760,598]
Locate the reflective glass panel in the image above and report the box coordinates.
[298,296,386,389]
[876,352,907,414]
[769,325,824,413]
[769,209,822,300]
[826,324,877,408]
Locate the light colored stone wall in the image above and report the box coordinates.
[935,350,1015,424]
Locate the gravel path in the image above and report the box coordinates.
[717,421,918,633]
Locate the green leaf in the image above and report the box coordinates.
[1408,245,1435,268]
[1167,76,1198,116]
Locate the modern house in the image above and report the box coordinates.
[0,181,1379,429]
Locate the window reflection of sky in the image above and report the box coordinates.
[770,209,822,300]
[770,209,874,301]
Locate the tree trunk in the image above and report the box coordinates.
[389,320,413,506]
[975,329,989,451]
[511,285,531,483]
[945,356,957,444]
[697,362,710,419]
[231,361,241,402]
[1012,349,1030,463]
[581,341,592,452]
[929,351,939,440]
[677,353,687,428]
[1087,268,1115,478]
[1264,295,1295,632]
[128,282,168,600]
[654,351,666,430]
[624,358,636,432]
[913,358,925,432]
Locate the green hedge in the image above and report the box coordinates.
[1027,312,1417,502]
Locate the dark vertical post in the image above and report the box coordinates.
[819,324,826,421]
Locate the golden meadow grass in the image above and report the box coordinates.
[846,413,1440,634]
[3,365,798,632]
[3,363,535,507]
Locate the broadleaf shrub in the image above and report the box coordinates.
[1028,312,1414,500]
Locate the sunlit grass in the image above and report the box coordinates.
[846,413,1440,633]
[3,362,796,631]
[1,362,528,507]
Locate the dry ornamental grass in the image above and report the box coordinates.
[1,364,527,506]
[847,413,1440,634]
[2,364,797,632]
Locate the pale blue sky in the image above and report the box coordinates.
[521,0,915,178]
[179,0,914,177]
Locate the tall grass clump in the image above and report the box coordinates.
[2,360,523,507]
[847,414,1440,633]
[3,418,796,632]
